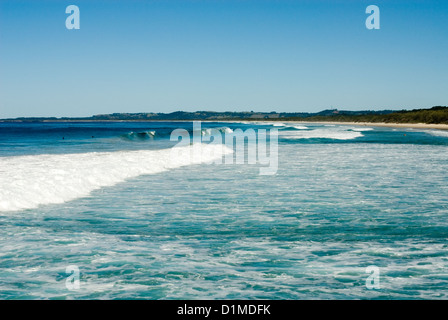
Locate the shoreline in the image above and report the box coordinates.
[224,120,448,130]
[284,121,448,130]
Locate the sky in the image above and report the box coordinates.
[0,0,447,118]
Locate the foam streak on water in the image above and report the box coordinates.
[280,127,364,140]
[1,122,448,300]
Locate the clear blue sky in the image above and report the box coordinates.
[0,0,447,118]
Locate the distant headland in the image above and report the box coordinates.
[2,106,447,124]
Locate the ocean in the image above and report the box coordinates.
[1,121,448,299]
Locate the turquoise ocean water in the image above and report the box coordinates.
[0,121,448,299]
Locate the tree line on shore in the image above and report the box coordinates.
[3,106,447,124]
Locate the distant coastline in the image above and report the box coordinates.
[1,106,447,129]
[295,121,448,130]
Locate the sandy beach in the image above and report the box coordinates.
[276,121,448,130]
[226,120,448,130]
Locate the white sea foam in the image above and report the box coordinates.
[426,130,448,138]
[260,122,286,127]
[200,127,233,136]
[350,127,374,132]
[0,144,232,212]
[292,125,308,130]
[236,121,251,124]
[280,128,363,140]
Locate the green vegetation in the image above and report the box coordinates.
[298,106,448,124]
[2,106,447,124]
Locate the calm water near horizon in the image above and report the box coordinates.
[1,121,448,299]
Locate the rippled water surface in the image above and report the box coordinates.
[1,122,448,299]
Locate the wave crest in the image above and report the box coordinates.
[0,144,232,212]
[199,127,234,136]
[121,131,156,140]
[280,128,364,140]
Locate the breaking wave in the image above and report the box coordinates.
[280,128,364,140]
[426,130,448,138]
[121,131,156,140]
[349,127,374,132]
[199,127,234,136]
[0,144,232,212]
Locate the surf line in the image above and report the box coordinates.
[170,121,278,175]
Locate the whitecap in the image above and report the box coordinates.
[0,144,232,212]
[280,128,363,140]
[350,128,374,132]
[425,130,448,138]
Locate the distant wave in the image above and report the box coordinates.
[281,125,309,130]
[349,128,374,132]
[426,130,448,138]
[292,125,309,130]
[233,121,251,124]
[199,127,234,136]
[0,144,232,212]
[121,131,156,140]
[121,127,236,141]
[280,128,364,140]
[258,122,287,127]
